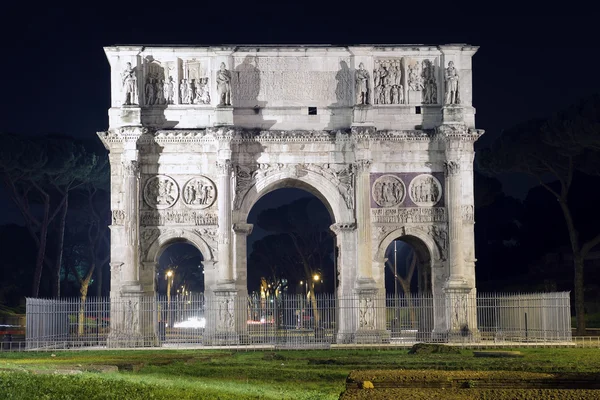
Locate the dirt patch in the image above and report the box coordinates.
[116,363,145,372]
[340,388,600,399]
[407,343,461,355]
[346,369,600,391]
[83,365,119,373]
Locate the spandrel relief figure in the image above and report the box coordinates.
[121,62,138,105]
[216,62,231,106]
[355,62,370,105]
[444,61,460,105]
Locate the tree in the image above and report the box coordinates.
[478,94,600,334]
[0,134,106,298]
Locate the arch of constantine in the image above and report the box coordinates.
[98,44,483,346]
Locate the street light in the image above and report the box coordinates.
[165,270,174,327]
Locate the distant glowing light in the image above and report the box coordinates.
[173,317,205,329]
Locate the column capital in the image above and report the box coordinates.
[355,159,372,173]
[216,159,232,175]
[330,222,356,235]
[122,160,140,177]
[444,160,461,176]
[233,222,253,235]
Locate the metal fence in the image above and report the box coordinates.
[22,292,572,350]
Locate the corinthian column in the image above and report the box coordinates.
[355,159,375,285]
[444,160,466,285]
[122,159,141,287]
[216,159,233,284]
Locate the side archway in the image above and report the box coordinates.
[375,226,441,270]
[145,229,215,263]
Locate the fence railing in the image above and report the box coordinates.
[22,292,572,350]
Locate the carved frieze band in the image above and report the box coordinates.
[140,210,218,226]
[371,207,446,223]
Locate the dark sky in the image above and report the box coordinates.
[1,8,599,224]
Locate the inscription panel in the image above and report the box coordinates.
[232,56,352,107]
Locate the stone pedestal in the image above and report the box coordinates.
[214,106,234,126]
[408,90,422,105]
[352,105,374,126]
[354,286,389,344]
[443,283,476,342]
[107,291,157,348]
[442,105,464,124]
[203,289,244,345]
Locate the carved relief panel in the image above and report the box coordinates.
[370,172,444,208]
[408,174,442,207]
[373,59,404,105]
[143,58,167,106]
[179,59,211,105]
[141,174,218,227]
[373,58,438,105]
[143,175,179,209]
[182,176,217,209]
[372,175,405,207]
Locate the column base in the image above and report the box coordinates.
[443,281,475,341]
[204,289,245,345]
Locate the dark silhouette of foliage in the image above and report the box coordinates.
[478,94,600,334]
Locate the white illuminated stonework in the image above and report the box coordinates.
[98,45,483,345]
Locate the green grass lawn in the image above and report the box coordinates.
[1,347,599,399]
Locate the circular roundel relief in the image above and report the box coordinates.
[408,174,442,206]
[372,175,406,208]
[182,176,217,209]
[143,175,179,209]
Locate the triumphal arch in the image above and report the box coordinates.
[98,44,483,345]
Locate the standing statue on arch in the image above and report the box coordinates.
[444,61,460,105]
[217,62,232,106]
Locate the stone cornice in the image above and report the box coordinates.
[98,126,484,148]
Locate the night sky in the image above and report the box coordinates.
[1,8,599,225]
